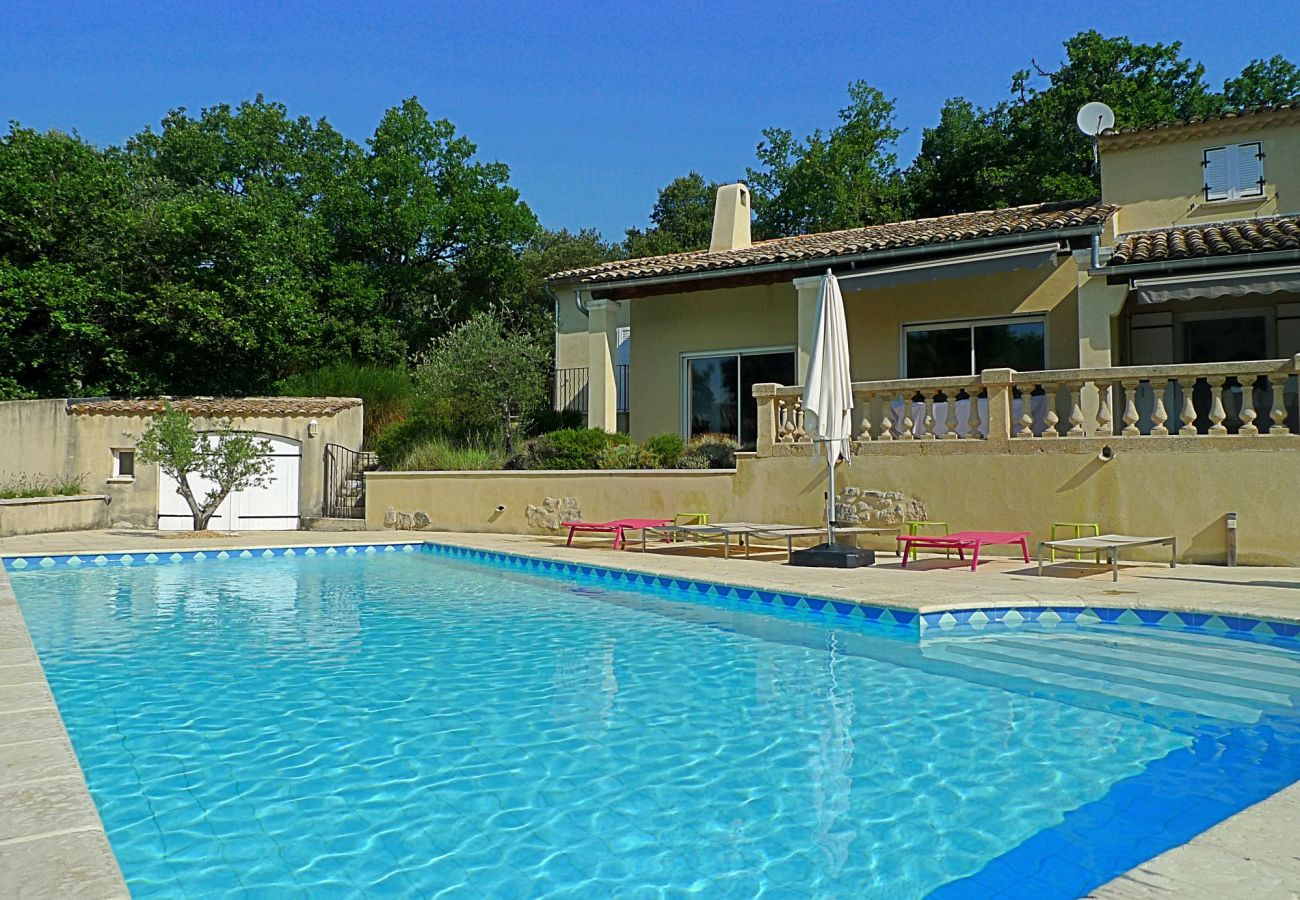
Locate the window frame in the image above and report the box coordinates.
[680,345,797,442]
[900,314,1049,378]
[1202,141,1265,203]
[109,448,136,483]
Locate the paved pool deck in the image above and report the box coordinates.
[1,527,1298,897]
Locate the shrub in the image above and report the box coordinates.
[677,434,740,469]
[414,312,550,452]
[596,443,658,470]
[522,408,585,437]
[528,428,631,470]
[375,418,432,470]
[643,432,685,468]
[0,473,87,500]
[393,436,503,472]
[276,362,413,450]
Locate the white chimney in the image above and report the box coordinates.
[709,183,752,253]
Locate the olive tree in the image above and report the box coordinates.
[414,311,550,452]
[135,405,273,531]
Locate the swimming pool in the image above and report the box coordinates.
[9,544,1300,897]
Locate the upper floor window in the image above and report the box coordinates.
[1203,142,1264,202]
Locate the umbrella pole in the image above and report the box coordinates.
[827,449,836,545]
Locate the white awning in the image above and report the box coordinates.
[1134,265,1300,304]
[837,242,1062,290]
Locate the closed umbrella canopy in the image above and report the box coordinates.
[802,270,854,545]
[803,270,854,463]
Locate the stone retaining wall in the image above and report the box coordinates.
[0,495,111,538]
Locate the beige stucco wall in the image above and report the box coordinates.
[0,495,111,537]
[366,469,738,533]
[621,260,1081,440]
[0,399,364,528]
[844,256,1082,379]
[1100,116,1300,234]
[628,282,799,440]
[554,290,632,372]
[367,437,1300,566]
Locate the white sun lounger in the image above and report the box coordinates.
[640,522,786,558]
[1036,534,1177,582]
[641,523,899,560]
[744,526,901,560]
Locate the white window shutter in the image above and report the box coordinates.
[1234,142,1264,198]
[1203,146,1230,201]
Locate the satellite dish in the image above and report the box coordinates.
[1076,102,1116,136]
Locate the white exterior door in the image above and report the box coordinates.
[157,434,301,531]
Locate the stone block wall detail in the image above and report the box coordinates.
[526,497,581,530]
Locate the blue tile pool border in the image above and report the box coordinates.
[0,541,422,571]
[4,539,1298,652]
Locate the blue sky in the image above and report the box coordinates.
[2,1,1295,239]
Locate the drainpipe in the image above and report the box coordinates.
[1090,232,1101,270]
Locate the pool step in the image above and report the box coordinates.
[922,630,1300,724]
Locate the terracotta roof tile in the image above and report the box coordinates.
[549,199,1115,286]
[67,397,362,418]
[1108,215,1300,267]
[1101,103,1299,138]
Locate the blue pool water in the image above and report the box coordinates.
[10,549,1300,897]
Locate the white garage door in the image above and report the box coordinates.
[158,433,301,531]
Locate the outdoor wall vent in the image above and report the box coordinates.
[709,183,752,253]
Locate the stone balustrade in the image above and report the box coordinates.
[753,355,1300,455]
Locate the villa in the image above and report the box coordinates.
[549,104,1300,442]
[532,104,1300,565]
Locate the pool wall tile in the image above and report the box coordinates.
[6,539,1299,652]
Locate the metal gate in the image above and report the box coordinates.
[324,444,378,519]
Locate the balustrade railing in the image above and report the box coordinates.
[753,355,1300,454]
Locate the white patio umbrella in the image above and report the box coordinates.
[802,269,854,545]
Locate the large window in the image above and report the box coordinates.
[903,317,1046,378]
[685,350,795,448]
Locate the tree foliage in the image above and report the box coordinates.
[0,96,541,399]
[908,33,1300,216]
[747,81,906,237]
[623,172,718,257]
[413,311,550,450]
[135,405,273,531]
[1223,56,1300,109]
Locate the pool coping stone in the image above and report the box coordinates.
[2,530,1298,898]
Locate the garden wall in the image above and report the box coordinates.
[0,495,111,538]
[367,440,1300,566]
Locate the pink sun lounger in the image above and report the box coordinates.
[561,518,672,550]
[897,530,1031,571]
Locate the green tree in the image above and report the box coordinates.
[623,172,719,257]
[747,81,906,237]
[906,98,1018,217]
[135,405,273,531]
[414,311,550,451]
[1223,56,1300,108]
[0,126,136,397]
[516,227,622,332]
[333,98,539,353]
[907,31,1228,213]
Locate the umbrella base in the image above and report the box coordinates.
[788,542,875,569]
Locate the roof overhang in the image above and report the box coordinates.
[835,242,1063,291]
[1132,265,1300,305]
[562,226,1101,300]
[1097,248,1300,283]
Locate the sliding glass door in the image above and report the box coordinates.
[686,350,795,449]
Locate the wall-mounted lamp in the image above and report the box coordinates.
[307,418,319,439]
